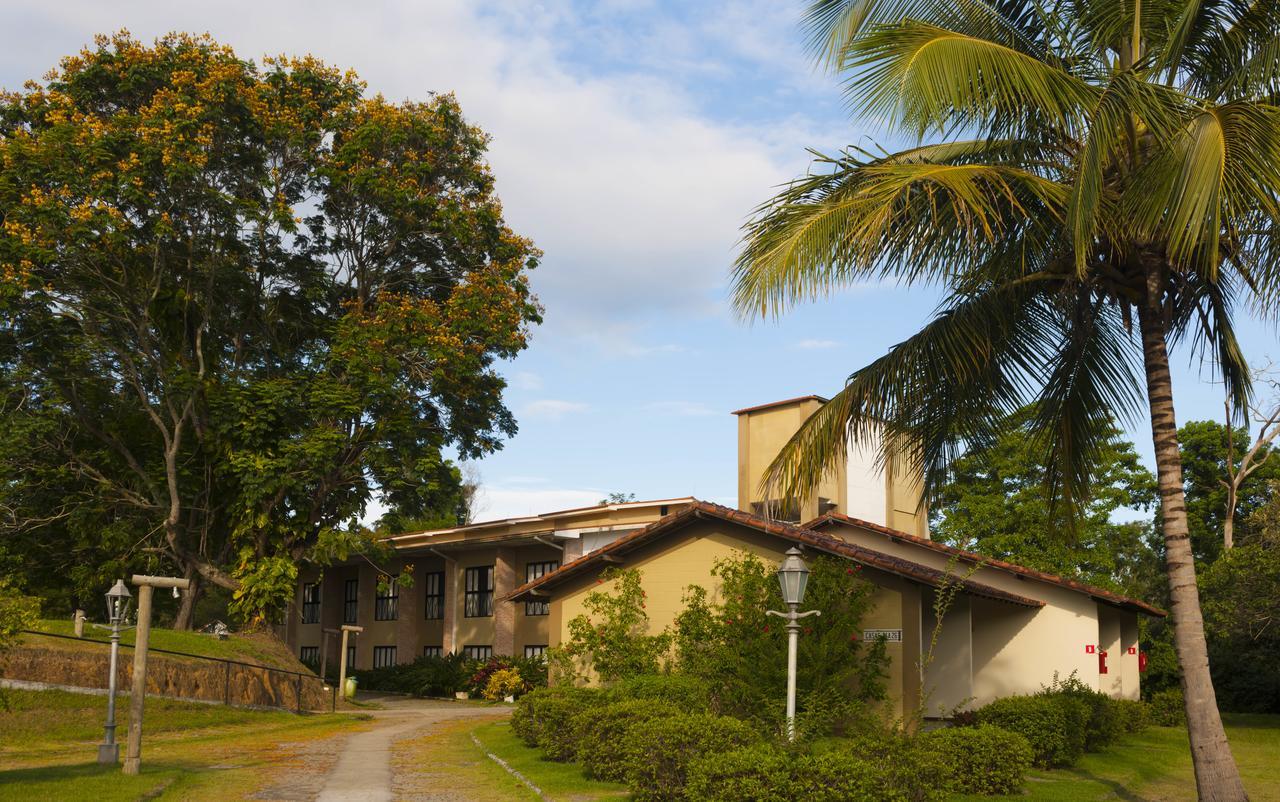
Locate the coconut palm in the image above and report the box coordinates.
[733,2,1278,799]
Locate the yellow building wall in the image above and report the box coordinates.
[547,519,920,719]
[737,399,842,522]
[454,548,498,652]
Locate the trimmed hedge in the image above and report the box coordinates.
[574,698,682,781]
[622,713,759,801]
[975,694,1089,767]
[1111,698,1152,733]
[1148,687,1186,726]
[687,737,951,802]
[510,686,602,757]
[921,725,1033,795]
[606,674,711,712]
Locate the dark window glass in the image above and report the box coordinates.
[423,571,444,620]
[464,566,494,618]
[343,579,359,624]
[524,645,548,659]
[422,645,443,659]
[462,645,493,660]
[346,644,357,669]
[373,645,397,669]
[374,576,399,621]
[300,646,320,666]
[301,583,321,624]
[524,561,559,616]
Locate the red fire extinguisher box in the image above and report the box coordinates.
[1098,650,1109,675]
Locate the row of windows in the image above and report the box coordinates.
[304,561,560,624]
[305,644,549,666]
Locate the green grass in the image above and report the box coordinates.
[0,689,365,800]
[22,618,304,671]
[951,714,1280,802]
[468,720,630,801]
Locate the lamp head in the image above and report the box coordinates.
[777,546,810,607]
[105,579,132,624]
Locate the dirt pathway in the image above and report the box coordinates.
[255,695,510,802]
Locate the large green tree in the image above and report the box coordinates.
[733,3,1279,798]
[1180,419,1280,562]
[0,33,540,626]
[931,406,1157,590]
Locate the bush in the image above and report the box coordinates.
[975,694,1088,767]
[607,674,711,712]
[356,652,471,696]
[622,713,759,801]
[510,686,603,753]
[688,731,951,802]
[1148,687,1186,726]
[482,668,526,701]
[1040,673,1122,751]
[574,699,681,781]
[921,725,1033,795]
[1111,698,1151,733]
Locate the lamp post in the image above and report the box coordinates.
[98,580,132,764]
[766,547,820,741]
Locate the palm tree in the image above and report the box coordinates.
[733,2,1278,799]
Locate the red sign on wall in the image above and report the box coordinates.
[1085,644,1096,654]
[1128,646,1137,655]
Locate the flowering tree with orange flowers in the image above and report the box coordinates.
[0,33,540,625]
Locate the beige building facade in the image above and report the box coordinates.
[285,394,1162,711]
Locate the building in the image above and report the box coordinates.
[286,395,1163,711]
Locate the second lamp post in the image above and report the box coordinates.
[766,547,820,741]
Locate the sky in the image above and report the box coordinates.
[3,1,1276,523]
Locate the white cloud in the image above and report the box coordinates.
[796,338,840,349]
[647,400,716,417]
[471,486,605,521]
[522,399,590,419]
[509,370,544,391]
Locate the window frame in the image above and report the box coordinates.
[300,645,320,665]
[372,645,397,669]
[343,578,359,624]
[523,645,548,659]
[422,645,443,659]
[423,571,444,620]
[346,644,357,669]
[462,644,493,661]
[374,575,399,621]
[301,582,321,624]
[463,565,494,618]
[524,561,559,616]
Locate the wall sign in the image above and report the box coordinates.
[862,629,903,642]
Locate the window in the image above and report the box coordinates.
[301,583,320,624]
[343,579,359,624]
[373,645,397,669]
[300,646,320,666]
[524,645,548,659]
[464,566,494,618]
[346,644,357,669]
[463,645,493,661]
[524,561,559,616]
[423,645,443,659]
[374,576,399,621]
[423,571,444,620]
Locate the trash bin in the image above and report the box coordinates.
[344,676,358,699]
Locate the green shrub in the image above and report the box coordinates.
[622,713,759,801]
[510,686,602,754]
[574,699,681,781]
[1111,698,1151,733]
[607,674,711,712]
[805,732,949,802]
[356,652,472,696]
[685,743,795,802]
[975,694,1088,767]
[1148,687,1186,726]
[921,724,1033,795]
[1039,673,1122,751]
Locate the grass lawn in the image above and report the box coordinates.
[22,618,306,671]
[0,688,367,801]
[953,714,1280,802]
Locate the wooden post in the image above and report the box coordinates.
[337,624,362,703]
[121,575,190,776]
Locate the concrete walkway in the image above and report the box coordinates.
[315,695,509,802]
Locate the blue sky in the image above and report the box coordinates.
[4,1,1275,521]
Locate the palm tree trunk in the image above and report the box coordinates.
[1139,284,1248,802]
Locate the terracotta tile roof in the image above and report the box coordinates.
[805,512,1166,618]
[506,500,1044,608]
[730,395,829,415]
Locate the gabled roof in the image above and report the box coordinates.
[805,512,1166,618]
[507,501,1044,608]
[730,395,829,415]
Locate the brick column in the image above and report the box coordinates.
[396,560,420,663]
[441,561,457,654]
[494,547,517,656]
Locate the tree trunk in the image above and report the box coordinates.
[1139,287,1248,802]
[173,569,200,631]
